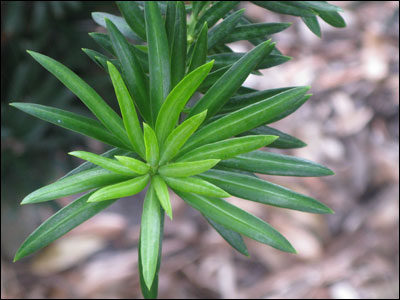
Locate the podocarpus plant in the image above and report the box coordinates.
[11,1,345,298]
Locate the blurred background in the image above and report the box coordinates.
[1,1,399,299]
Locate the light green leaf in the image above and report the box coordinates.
[88,174,150,202]
[176,135,278,162]
[143,123,159,167]
[152,175,173,219]
[158,159,220,177]
[114,155,150,175]
[14,191,117,262]
[107,61,146,158]
[199,169,334,214]
[155,61,214,146]
[159,110,207,165]
[163,176,230,198]
[176,191,296,253]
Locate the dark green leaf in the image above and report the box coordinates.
[88,32,115,55]
[318,10,346,28]
[195,1,240,32]
[301,16,321,37]
[223,22,291,43]
[252,1,316,17]
[188,22,208,73]
[92,12,141,40]
[117,1,147,40]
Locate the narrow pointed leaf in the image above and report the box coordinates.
[252,1,316,17]
[26,50,129,146]
[88,32,115,54]
[192,1,209,17]
[176,135,278,162]
[153,175,172,219]
[163,176,230,198]
[143,123,159,167]
[203,215,249,256]
[145,2,171,121]
[159,111,207,165]
[240,125,307,149]
[155,61,214,145]
[220,150,334,177]
[195,1,240,32]
[180,87,309,154]
[188,22,208,73]
[117,1,147,40]
[318,10,346,28]
[92,12,140,40]
[188,41,274,119]
[69,151,138,176]
[106,19,151,123]
[297,1,343,12]
[159,159,220,177]
[200,169,334,214]
[9,102,129,150]
[176,191,296,253]
[140,183,162,289]
[302,16,321,37]
[107,61,145,158]
[21,168,131,204]
[223,22,292,43]
[82,48,112,69]
[114,155,150,174]
[88,174,150,202]
[207,9,245,49]
[14,192,117,262]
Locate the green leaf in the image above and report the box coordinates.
[240,125,307,149]
[192,1,209,17]
[26,50,129,146]
[152,175,173,219]
[203,215,249,256]
[159,110,207,165]
[9,103,130,150]
[143,123,159,167]
[88,174,150,202]
[114,155,150,175]
[188,22,208,73]
[207,9,245,50]
[88,32,115,55]
[106,19,151,124]
[180,87,309,154]
[302,16,321,37]
[318,10,346,28]
[21,168,131,204]
[220,150,334,177]
[82,48,112,69]
[176,191,296,253]
[297,1,343,12]
[223,22,291,43]
[158,159,220,177]
[117,1,147,40]
[14,192,117,262]
[145,2,171,122]
[140,182,162,289]
[252,1,316,17]
[69,151,138,176]
[195,1,240,32]
[188,40,274,119]
[176,135,278,162]
[155,61,214,146]
[92,12,141,40]
[107,61,146,158]
[163,176,230,198]
[199,169,334,214]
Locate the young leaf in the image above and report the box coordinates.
[152,175,173,219]
[188,22,208,73]
[140,183,162,289]
[223,22,292,43]
[9,102,130,150]
[176,191,296,253]
[114,155,150,175]
[159,110,207,165]
[180,87,309,154]
[219,150,334,177]
[21,168,131,204]
[176,135,278,162]
[69,151,138,176]
[14,192,117,262]
[203,214,249,256]
[106,19,151,124]
[158,160,220,177]
[145,2,171,121]
[88,174,150,202]
[155,61,214,146]
[163,176,230,198]
[107,61,146,158]
[188,40,274,119]
[117,1,147,40]
[26,50,129,146]
[199,169,334,214]
[143,123,159,167]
